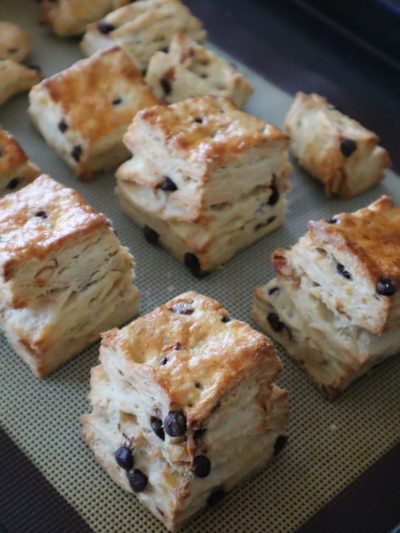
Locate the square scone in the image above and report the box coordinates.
[145,34,253,109]
[0,175,140,377]
[252,196,400,399]
[116,96,291,275]
[82,291,288,530]
[28,47,160,180]
[81,0,206,72]
[0,127,40,196]
[38,0,132,37]
[284,92,391,197]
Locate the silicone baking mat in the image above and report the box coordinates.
[1,1,400,532]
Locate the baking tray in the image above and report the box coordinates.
[1,1,400,532]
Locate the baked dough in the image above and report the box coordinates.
[38,0,131,37]
[284,92,391,197]
[28,46,160,180]
[0,22,31,63]
[82,291,288,530]
[252,196,400,398]
[81,0,206,72]
[0,60,42,106]
[145,34,253,108]
[0,174,140,377]
[116,96,291,274]
[0,127,40,196]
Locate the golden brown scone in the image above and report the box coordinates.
[252,196,400,399]
[284,92,391,197]
[145,34,253,108]
[116,96,291,274]
[81,0,206,72]
[0,22,31,63]
[0,174,140,377]
[0,60,42,106]
[28,46,160,180]
[38,0,131,37]
[82,291,288,530]
[0,127,40,196]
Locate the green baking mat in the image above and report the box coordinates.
[0,1,400,532]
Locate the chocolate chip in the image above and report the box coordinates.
[221,316,231,323]
[337,264,352,280]
[115,447,134,470]
[161,177,177,192]
[0,150,2,157]
[6,178,19,190]
[268,287,280,296]
[326,218,338,224]
[273,435,288,456]
[156,507,164,516]
[98,21,114,34]
[340,138,357,157]
[8,48,18,54]
[160,78,172,95]
[112,98,122,105]
[193,455,211,478]
[194,118,203,123]
[35,211,47,218]
[128,469,148,492]
[175,342,183,350]
[267,312,285,333]
[193,428,206,440]
[143,225,159,244]
[27,65,41,72]
[151,417,165,441]
[267,216,276,225]
[160,47,169,53]
[71,145,82,162]
[164,411,186,437]
[208,489,225,507]
[169,302,194,315]
[184,253,209,279]
[268,183,280,206]
[195,382,202,389]
[376,276,396,296]
[58,121,68,133]
[161,357,168,365]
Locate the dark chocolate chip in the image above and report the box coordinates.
[340,138,357,157]
[184,252,209,279]
[193,428,206,441]
[376,276,396,296]
[164,411,186,437]
[169,302,194,315]
[160,78,172,95]
[0,150,2,157]
[175,342,183,350]
[208,489,225,507]
[268,287,280,296]
[115,446,134,470]
[58,121,68,133]
[143,225,159,245]
[6,177,19,190]
[160,177,177,192]
[151,417,165,441]
[195,382,202,389]
[156,507,164,516]
[337,264,352,280]
[267,216,276,225]
[160,47,169,53]
[27,65,41,72]
[221,316,231,323]
[98,21,115,34]
[35,211,47,218]
[325,218,338,224]
[194,118,203,123]
[71,145,82,162]
[161,357,168,365]
[128,469,148,492]
[273,435,288,456]
[193,455,211,478]
[268,183,280,206]
[112,98,122,105]
[267,312,285,333]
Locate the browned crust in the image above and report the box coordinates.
[0,127,29,173]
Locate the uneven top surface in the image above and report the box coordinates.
[0,126,29,173]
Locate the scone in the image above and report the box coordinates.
[81,0,206,72]
[0,22,31,63]
[0,127,40,196]
[0,175,140,377]
[252,196,400,399]
[145,34,253,108]
[284,92,391,197]
[116,96,291,276]
[82,291,289,530]
[38,0,131,37]
[0,61,42,106]
[28,47,160,180]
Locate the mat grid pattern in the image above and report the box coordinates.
[0,1,400,532]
